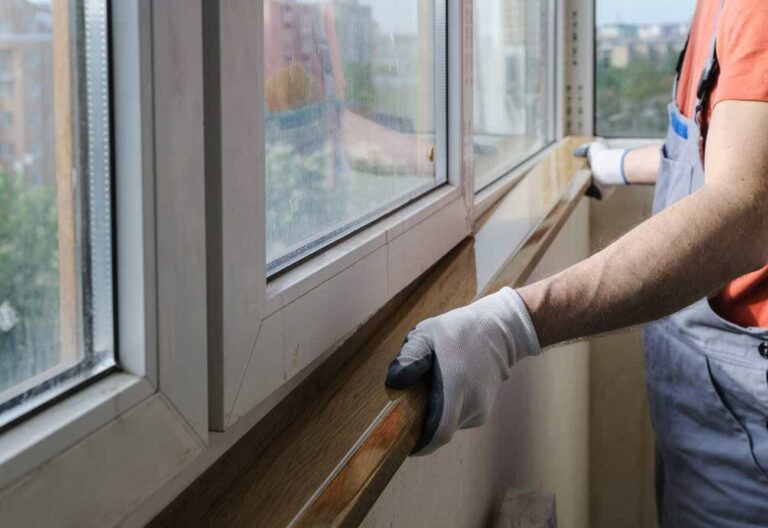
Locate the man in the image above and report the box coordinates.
[386,1,768,525]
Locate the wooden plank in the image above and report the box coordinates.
[52,0,78,362]
[149,137,591,528]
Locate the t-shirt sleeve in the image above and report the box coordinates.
[715,1,768,105]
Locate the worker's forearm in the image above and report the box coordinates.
[518,183,768,348]
[623,144,662,185]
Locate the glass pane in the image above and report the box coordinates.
[473,0,555,192]
[595,0,695,137]
[0,0,114,428]
[264,0,445,274]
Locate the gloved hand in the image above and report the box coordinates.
[574,139,629,200]
[385,287,541,455]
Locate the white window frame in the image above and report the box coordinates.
[0,1,209,525]
[0,0,580,524]
[207,0,473,430]
[209,0,570,432]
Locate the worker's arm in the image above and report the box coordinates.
[580,141,661,198]
[520,101,768,346]
[623,144,662,184]
[387,101,768,454]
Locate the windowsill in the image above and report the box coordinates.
[150,137,592,527]
[473,141,559,221]
[0,372,154,490]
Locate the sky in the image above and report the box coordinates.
[369,0,419,33]
[373,0,699,31]
[290,0,698,33]
[597,0,697,26]
[284,0,419,33]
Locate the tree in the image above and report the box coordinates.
[343,61,376,114]
[0,170,59,392]
[266,64,322,112]
[596,53,677,137]
[265,144,345,263]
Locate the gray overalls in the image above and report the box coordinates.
[645,2,768,525]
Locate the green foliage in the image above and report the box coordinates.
[0,171,59,393]
[596,53,679,138]
[344,62,376,113]
[266,64,322,112]
[266,144,345,262]
[350,157,408,176]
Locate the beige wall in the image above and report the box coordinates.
[361,201,591,528]
[588,186,657,528]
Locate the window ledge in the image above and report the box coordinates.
[0,373,153,491]
[473,142,559,222]
[150,137,592,527]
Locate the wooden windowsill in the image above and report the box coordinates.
[149,137,592,528]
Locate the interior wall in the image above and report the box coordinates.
[361,201,591,528]
[588,186,657,528]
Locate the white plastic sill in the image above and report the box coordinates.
[0,372,153,490]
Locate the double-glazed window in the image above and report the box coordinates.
[595,0,695,137]
[473,0,556,191]
[0,0,114,428]
[0,0,560,432]
[263,0,557,272]
[264,0,446,274]
[0,1,569,522]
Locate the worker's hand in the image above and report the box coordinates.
[574,139,629,200]
[385,288,541,455]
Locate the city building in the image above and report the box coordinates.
[597,22,687,69]
[0,0,53,187]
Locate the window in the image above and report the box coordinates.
[26,51,40,70]
[595,0,695,137]
[30,140,43,158]
[0,141,14,158]
[27,109,40,130]
[0,110,12,129]
[263,0,446,274]
[0,80,13,98]
[0,2,213,524]
[0,0,114,429]
[218,0,565,432]
[27,81,41,99]
[0,0,576,522]
[473,0,556,192]
[0,50,12,74]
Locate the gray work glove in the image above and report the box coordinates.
[574,139,629,200]
[385,287,541,455]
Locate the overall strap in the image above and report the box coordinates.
[694,0,725,156]
[672,32,691,101]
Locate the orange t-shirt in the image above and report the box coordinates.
[677,0,768,328]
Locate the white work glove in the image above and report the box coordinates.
[385,287,541,455]
[574,139,629,200]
